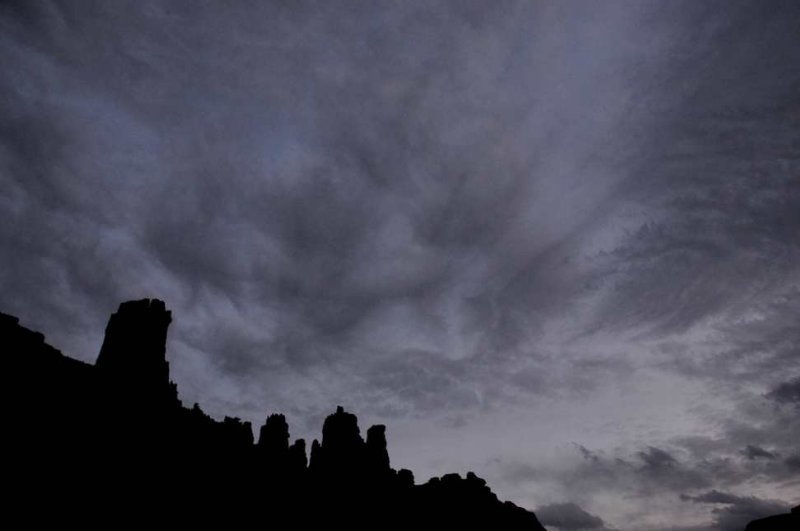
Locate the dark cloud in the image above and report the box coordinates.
[499,421,798,528]
[499,443,710,502]
[572,445,711,495]
[681,490,791,531]
[741,445,777,461]
[785,454,800,470]
[574,444,600,464]
[768,377,800,407]
[681,490,747,505]
[535,502,606,530]
[638,447,678,471]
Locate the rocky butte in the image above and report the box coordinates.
[4,298,546,528]
[4,298,796,529]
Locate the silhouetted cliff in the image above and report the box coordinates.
[745,505,800,531]
[3,299,546,529]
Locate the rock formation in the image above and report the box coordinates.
[745,505,800,531]
[2,299,546,529]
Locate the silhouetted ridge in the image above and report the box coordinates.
[745,505,800,531]
[3,299,546,529]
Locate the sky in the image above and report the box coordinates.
[1,1,798,529]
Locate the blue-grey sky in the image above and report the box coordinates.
[1,1,798,529]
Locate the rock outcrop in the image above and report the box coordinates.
[745,505,800,531]
[2,299,546,529]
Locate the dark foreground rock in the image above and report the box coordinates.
[745,505,800,531]
[3,299,546,529]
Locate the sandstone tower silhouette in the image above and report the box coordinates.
[3,298,547,529]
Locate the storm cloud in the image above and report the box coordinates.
[536,502,608,530]
[681,491,791,531]
[768,377,800,407]
[2,1,799,529]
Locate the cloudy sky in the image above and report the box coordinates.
[1,1,798,529]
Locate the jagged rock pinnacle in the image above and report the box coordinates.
[5,299,547,530]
